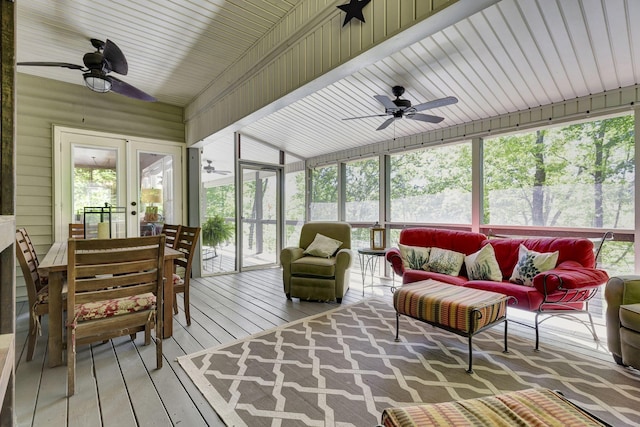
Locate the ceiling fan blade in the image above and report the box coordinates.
[17,62,85,70]
[102,39,128,75]
[406,113,445,123]
[377,117,397,131]
[342,114,388,121]
[412,96,458,112]
[373,95,398,111]
[107,76,156,102]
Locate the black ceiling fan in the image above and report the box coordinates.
[343,85,457,130]
[203,160,231,175]
[17,38,156,102]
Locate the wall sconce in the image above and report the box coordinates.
[369,222,386,250]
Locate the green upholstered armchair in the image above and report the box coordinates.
[281,222,352,303]
[605,275,640,367]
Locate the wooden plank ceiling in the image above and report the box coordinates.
[16,0,640,164]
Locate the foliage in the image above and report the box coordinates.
[202,215,234,248]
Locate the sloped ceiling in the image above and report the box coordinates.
[16,0,640,163]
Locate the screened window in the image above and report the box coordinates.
[310,165,338,221]
[390,142,472,223]
[345,157,379,223]
[483,115,635,229]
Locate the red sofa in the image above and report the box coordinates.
[386,227,609,348]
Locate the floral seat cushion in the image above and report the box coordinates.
[173,273,184,285]
[72,292,156,324]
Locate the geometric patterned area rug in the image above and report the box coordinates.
[178,298,640,427]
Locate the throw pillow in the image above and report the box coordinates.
[304,233,343,258]
[509,244,559,286]
[398,244,430,270]
[426,247,465,276]
[465,244,503,281]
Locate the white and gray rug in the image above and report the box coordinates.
[178,298,640,426]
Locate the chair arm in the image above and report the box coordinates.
[533,261,609,294]
[281,247,305,296]
[604,275,640,361]
[281,247,304,265]
[335,248,353,270]
[386,248,405,277]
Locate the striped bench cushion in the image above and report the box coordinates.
[381,388,607,426]
[393,279,507,333]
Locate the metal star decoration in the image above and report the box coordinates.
[337,0,372,27]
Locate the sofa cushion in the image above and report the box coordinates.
[509,244,559,287]
[304,233,343,258]
[465,244,502,281]
[399,227,486,256]
[291,256,336,277]
[402,269,468,286]
[426,247,464,276]
[485,237,596,277]
[398,244,430,270]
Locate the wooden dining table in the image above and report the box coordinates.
[38,240,182,367]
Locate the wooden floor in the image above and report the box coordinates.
[15,267,615,427]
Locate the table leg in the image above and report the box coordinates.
[48,271,63,367]
[163,257,174,338]
[360,253,366,296]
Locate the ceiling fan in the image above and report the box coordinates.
[203,160,231,175]
[17,38,156,102]
[343,85,458,130]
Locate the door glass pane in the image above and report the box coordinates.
[202,139,236,274]
[242,167,277,268]
[139,152,174,236]
[72,146,120,237]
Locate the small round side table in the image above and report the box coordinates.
[357,248,394,296]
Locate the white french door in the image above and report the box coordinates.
[54,126,183,241]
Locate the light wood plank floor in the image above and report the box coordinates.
[15,267,614,426]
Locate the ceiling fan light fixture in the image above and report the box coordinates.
[83,72,111,93]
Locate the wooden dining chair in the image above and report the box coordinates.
[16,229,52,361]
[161,223,181,249]
[68,223,85,239]
[66,235,165,396]
[172,226,201,326]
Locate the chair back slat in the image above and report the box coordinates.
[68,223,85,239]
[161,224,181,249]
[175,226,201,269]
[16,229,42,303]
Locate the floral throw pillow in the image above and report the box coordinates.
[304,233,343,258]
[426,247,465,276]
[465,244,502,281]
[398,244,430,270]
[509,244,559,286]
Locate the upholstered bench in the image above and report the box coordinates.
[379,388,609,426]
[393,279,511,372]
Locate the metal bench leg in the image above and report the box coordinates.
[395,312,400,342]
[467,335,474,374]
[503,319,509,354]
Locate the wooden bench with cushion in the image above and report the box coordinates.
[393,279,511,373]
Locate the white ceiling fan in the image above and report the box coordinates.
[203,160,231,175]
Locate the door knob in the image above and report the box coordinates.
[131,211,137,215]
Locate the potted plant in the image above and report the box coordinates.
[202,215,233,257]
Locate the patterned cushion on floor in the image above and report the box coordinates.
[381,388,607,426]
[74,293,156,323]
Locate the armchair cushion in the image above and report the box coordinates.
[304,233,343,258]
[291,256,336,277]
[620,304,640,331]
